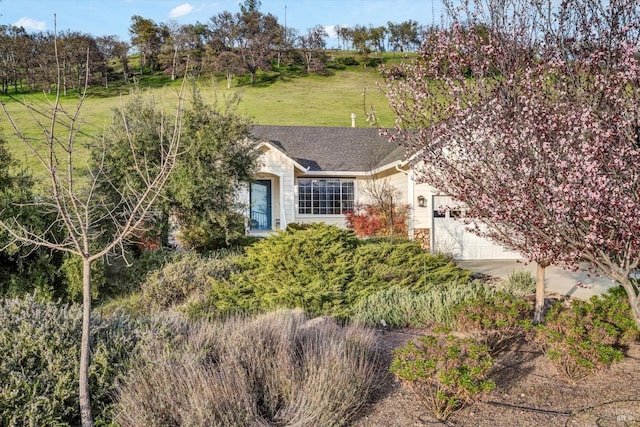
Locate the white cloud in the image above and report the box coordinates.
[324,25,338,39]
[169,3,194,18]
[13,17,47,31]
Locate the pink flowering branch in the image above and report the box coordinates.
[383,0,640,324]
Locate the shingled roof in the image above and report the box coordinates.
[251,125,405,172]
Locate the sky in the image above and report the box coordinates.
[0,0,448,47]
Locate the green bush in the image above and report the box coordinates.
[220,224,358,317]
[0,136,68,301]
[60,254,106,302]
[0,294,143,426]
[454,292,533,352]
[103,247,178,298]
[141,250,242,310]
[350,241,471,294]
[391,334,495,421]
[191,224,472,319]
[535,287,639,382]
[353,280,491,329]
[0,250,65,300]
[115,309,385,427]
[339,56,360,66]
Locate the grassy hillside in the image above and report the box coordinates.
[0,62,398,178]
[233,69,395,127]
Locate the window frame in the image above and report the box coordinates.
[297,177,355,216]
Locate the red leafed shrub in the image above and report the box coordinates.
[345,202,408,239]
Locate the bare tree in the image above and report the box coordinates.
[346,175,409,240]
[0,30,184,426]
[298,25,328,74]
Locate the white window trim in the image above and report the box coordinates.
[297,177,355,216]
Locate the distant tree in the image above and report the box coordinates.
[383,0,640,325]
[111,38,131,83]
[211,49,243,88]
[0,25,27,93]
[181,22,209,73]
[207,10,238,51]
[207,0,283,84]
[206,10,241,83]
[30,31,56,92]
[335,25,353,51]
[159,21,191,80]
[298,25,328,73]
[235,0,284,84]
[387,20,422,52]
[352,25,371,54]
[368,26,388,53]
[57,31,103,94]
[94,35,119,88]
[129,15,164,73]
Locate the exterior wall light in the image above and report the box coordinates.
[417,195,426,208]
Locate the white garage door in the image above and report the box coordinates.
[432,196,521,260]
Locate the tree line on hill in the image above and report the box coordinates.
[0,0,426,94]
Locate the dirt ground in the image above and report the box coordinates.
[353,328,640,427]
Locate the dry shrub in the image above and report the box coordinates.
[115,309,385,426]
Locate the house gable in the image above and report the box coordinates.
[255,141,308,174]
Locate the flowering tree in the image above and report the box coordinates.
[383,0,640,324]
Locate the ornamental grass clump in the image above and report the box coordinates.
[502,270,536,297]
[352,279,492,329]
[391,334,495,421]
[115,309,386,427]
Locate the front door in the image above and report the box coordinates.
[250,180,272,230]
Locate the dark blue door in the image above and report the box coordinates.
[250,180,272,230]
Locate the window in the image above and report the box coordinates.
[298,178,354,215]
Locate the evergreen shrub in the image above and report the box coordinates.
[0,294,142,426]
[103,247,178,297]
[141,250,242,310]
[454,292,533,352]
[218,224,358,317]
[190,224,472,319]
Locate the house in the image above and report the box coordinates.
[244,125,520,260]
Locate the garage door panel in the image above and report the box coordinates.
[433,213,521,260]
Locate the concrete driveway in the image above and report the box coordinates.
[458,260,617,299]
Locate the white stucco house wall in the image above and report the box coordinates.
[243,125,520,260]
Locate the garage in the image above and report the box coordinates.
[431,195,521,260]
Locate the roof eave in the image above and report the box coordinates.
[256,140,310,172]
